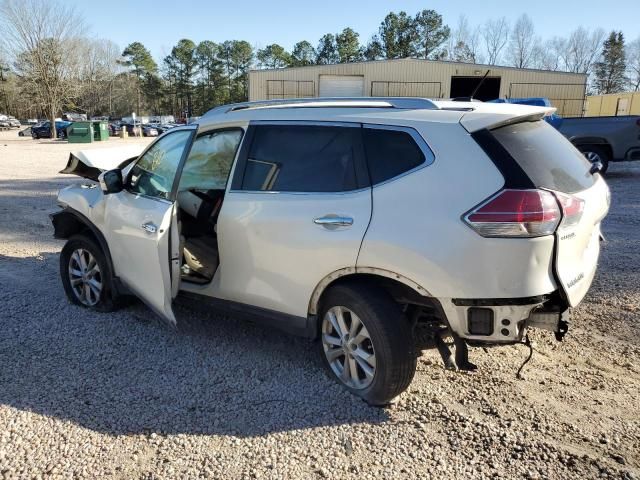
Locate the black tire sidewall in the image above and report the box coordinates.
[318,283,416,406]
[60,235,116,312]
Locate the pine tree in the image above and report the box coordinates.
[594,31,627,94]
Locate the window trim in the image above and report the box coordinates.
[124,126,197,203]
[362,123,436,187]
[173,126,245,195]
[230,120,369,194]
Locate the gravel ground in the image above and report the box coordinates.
[0,130,638,479]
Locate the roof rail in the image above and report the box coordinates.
[204,97,439,115]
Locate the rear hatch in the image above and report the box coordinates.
[490,120,610,306]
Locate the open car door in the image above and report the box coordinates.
[102,128,196,326]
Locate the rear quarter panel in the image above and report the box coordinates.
[357,122,557,299]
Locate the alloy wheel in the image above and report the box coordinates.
[321,306,376,389]
[68,248,102,306]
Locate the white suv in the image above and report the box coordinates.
[52,98,610,405]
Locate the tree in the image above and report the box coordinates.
[195,40,225,111]
[482,17,509,65]
[220,40,254,102]
[594,31,627,94]
[256,44,290,69]
[626,38,640,91]
[560,27,605,74]
[316,34,339,65]
[121,41,157,115]
[507,14,537,68]
[378,11,416,59]
[413,9,450,59]
[363,36,384,61]
[0,0,85,138]
[290,41,316,66]
[166,39,197,117]
[335,28,362,63]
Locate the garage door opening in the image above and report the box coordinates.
[319,75,364,97]
[450,76,501,101]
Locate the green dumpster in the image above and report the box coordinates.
[92,121,109,141]
[67,122,93,143]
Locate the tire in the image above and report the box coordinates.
[318,283,417,406]
[60,234,119,312]
[32,132,38,139]
[577,144,610,174]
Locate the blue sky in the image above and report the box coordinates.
[67,0,639,60]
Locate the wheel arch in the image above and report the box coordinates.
[51,208,119,289]
[308,267,433,316]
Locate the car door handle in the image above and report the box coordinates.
[141,222,157,234]
[313,215,354,228]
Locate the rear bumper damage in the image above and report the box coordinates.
[440,292,570,344]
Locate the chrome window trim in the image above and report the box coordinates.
[227,187,370,196]
[362,123,436,188]
[250,120,361,128]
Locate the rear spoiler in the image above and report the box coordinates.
[460,104,556,133]
[59,145,145,181]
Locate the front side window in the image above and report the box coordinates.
[128,130,193,199]
[241,125,362,192]
[178,129,243,192]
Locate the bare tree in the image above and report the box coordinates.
[0,0,85,137]
[507,14,537,68]
[445,15,484,64]
[561,27,605,74]
[627,38,640,91]
[482,18,510,65]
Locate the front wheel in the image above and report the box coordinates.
[318,283,416,406]
[578,145,610,174]
[60,235,119,312]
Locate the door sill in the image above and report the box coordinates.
[174,291,317,339]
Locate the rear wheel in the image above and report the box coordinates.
[318,283,416,406]
[60,235,119,312]
[577,145,610,174]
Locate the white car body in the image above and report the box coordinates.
[52,97,610,402]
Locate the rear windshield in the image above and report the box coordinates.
[491,120,595,193]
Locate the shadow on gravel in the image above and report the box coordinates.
[0,253,389,438]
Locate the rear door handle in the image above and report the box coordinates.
[141,222,157,234]
[313,215,354,228]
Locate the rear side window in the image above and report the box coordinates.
[363,127,428,184]
[491,121,595,193]
[241,125,363,192]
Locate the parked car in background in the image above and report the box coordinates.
[0,119,10,129]
[108,122,122,136]
[52,98,609,405]
[6,116,21,128]
[557,116,640,173]
[122,123,158,137]
[18,126,32,137]
[31,120,72,139]
[141,124,159,137]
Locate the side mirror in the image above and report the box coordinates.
[98,169,123,194]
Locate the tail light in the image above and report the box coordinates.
[465,189,585,237]
[554,192,585,228]
[464,189,561,237]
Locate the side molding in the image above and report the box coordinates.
[308,266,432,315]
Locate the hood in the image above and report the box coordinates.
[59,145,146,181]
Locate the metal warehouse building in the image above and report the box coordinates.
[248,58,587,117]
